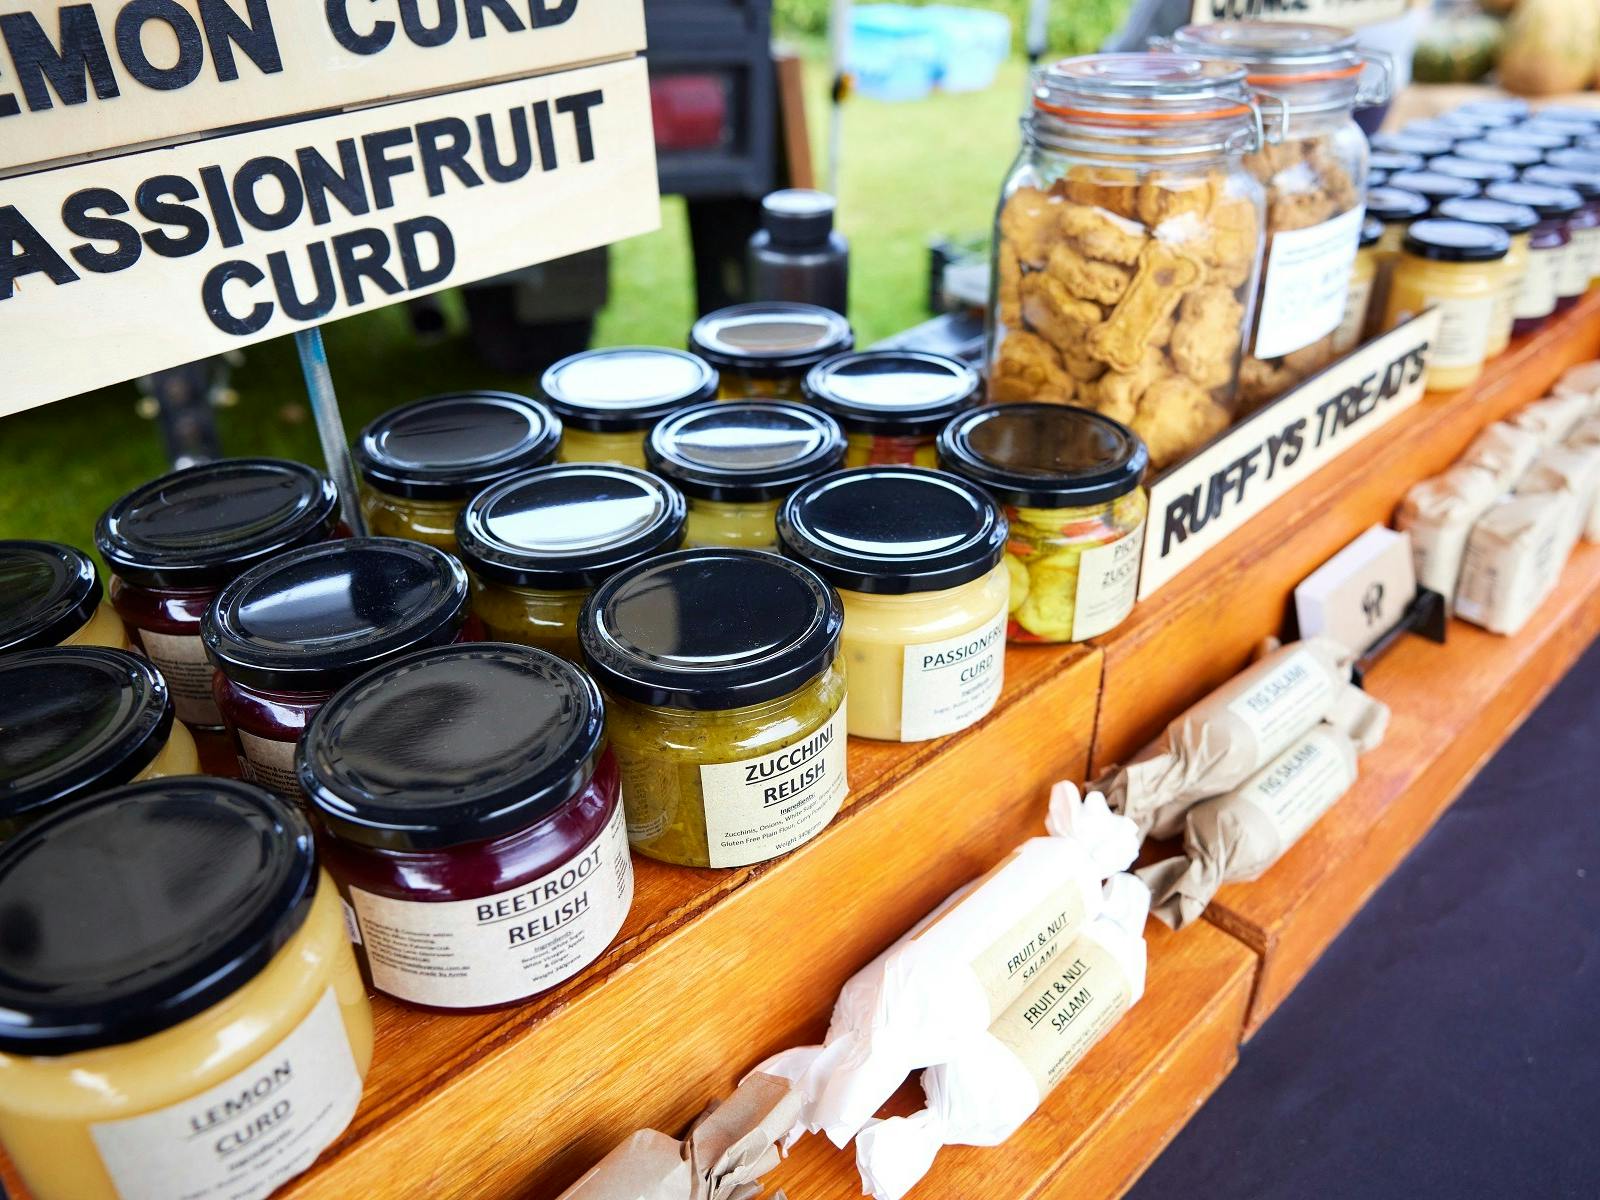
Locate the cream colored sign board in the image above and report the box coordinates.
[1137,309,1441,600]
[0,0,645,173]
[0,55,659,416]
[1188,0,1410,27]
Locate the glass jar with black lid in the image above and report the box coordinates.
[1459,98,1529,123]
[1525,163,1600,290]
[1487,180,1585,318]
[1485,126,1571,154]
[1369,131,1453,159]
[355,391,561,552]
[1384,219,1509,391]
[456,464,687,660]
[0,541,127,654]
[1385,170,1480,210]
[1362,186,1433,353]
[542,347,719,468]
[1435,196,1539,355]
[688,302,855,400]
[1429,155,1516,186]
[1367,149,1425,177]
[802,350,981,468]
[1454,139,1543,171]
[1399,118,1473,144]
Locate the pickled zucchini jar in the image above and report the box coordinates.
[456,464,686,659]
[355,391,561,551]
[778,468,1009,742]
[0,647,198,841]
[1435,196,1538,357]
[1383,219,1509,392]
[0,541,127,654]
[0,779,372,1200]
[940,404,1149,644]
[543,347,718,467]
[688,302,854,399]
[1486,181,1581,332]
[580,549,847,868]
[802,350,980,467]
[1331,218,1381,356]
[646,401,846,549]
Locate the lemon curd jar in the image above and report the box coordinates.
[355,391,562,552]
[1434,196,1539,357]
[456,464,686,661]
[543,347,719,467]
[802,350,980,468]
[1384,219,1510,392]
[580,549,848,868]
[688,302,854,399]
[779,468,1009,742]
[0,541,128,654]
[0,779,372,1200]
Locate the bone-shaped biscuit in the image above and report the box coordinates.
[1086,241,1203,373]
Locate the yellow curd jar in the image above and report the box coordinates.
[1363,186,1432,340]
[688,302,854,400]
[0,541,129,654]
[0,779,372,1200]
[543,346,719,467]
[1434,196,1539,358]
[802,350,980,468]
[779,468,1010,742]
[1384,218,1509,393]
[1331,218,1382,356]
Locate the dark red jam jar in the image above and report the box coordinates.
[202,538,469,799]
[1525,164,1600,298]
[297,643,632,1011]
[95,459,340,732]
[1487,180,1584,322]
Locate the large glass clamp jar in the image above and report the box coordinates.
[989,53,1266,472]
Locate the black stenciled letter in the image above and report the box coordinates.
[464,0,524,37]
[528,0,579,28]
[554,88,603,161]
[325,0,394,55]
[136,174,210,256]
[398,0,457,47]
[203,259,273,334]
[396,214,454,288]
[362,128,416,208]
[0,206,78,299]
[298,141,372,225]
[417,117,484,195]
[0,7,119,112]
[269,244,337,320]
[232,156,305,231]
[62,188,141,273]
[333,226,403,304]
[115,0,205,92]
[198,0,282,82]
[476,110,531,182]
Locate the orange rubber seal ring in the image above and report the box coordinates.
[1033,100,1254,124]
[1245,64,1364,85]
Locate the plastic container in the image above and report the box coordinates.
[848,5,941,102]
[802,350,980,467]
[580,548,847,869]
[646,401,846,549]
[542,347,718,467]
[746,191,850,318]
[299,643,632,1010]
[456,464,686,660]
[203,538,469,798]
[1435,196,1539,356]
[778,468,1009,742]
[940,404,1150,644]
[0,541,127,654]
[96,459,341,730]
[355,392,562,552]
[922,5,1012,91]
[688,302,854,400]
[1524,163,1600,288]
[1384,218,1509,392]
[0,779,372,1200]
[1486,180,1583,327]
[1332,217,1382,356]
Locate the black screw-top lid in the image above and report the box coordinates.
[1402,118,1473,142]
[96,459,339,589]
[1455,139,1543,168]
[0,778,315,1054]
[802,351,981,437]
[1525,162,1600,201]
[580,549,842,710]
[1435,196,1539,236]
[647,401,847,502]
[541,347,719,432]
[939,403,1149,508]
[202,538,469,695]
[1485,180,1584,219]
[1460,98,1529,121]
[1366,186,1432,224]
[778,468,1007,595]
[299,643,605,852]
[1429,155,1516,184]
[1370,131,1453,159]
[1368,150,1425,175]
[1360,216,1383,247]
[688,303,854,373]
[1385,170,1480,205]
[1528,105,1600,127]
[0,541,102,653]
[1486,126,1570,152]
[1401,218,1510,263]
[1523,116,1600,139]
[760,190,838,249]
[457,465,687,590]
[1546,147,1600,173]
[356,392,562,500]
[0,648,175,832]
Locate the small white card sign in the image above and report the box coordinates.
[1189,0,1411,28]
[1138,309,1441,600]
[1294,524,1418,655]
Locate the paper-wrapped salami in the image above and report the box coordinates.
[1508,392,1590,447]
[1093,637,1384,840]
[1551,361,1600,407]
[1455,490,1579,635]
[1570,412,1600,448]
[852,875,1150,1200]
[1458,422,1542,491]
[1516,442,1600,543]
[1395,465,1505,604]
[760,785,1137,1147]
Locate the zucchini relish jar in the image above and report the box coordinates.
[543,347,718,467]
[0,541,127,654]
[941,404,1149,644]
[0,779,372,1200]
[96,459,340,731]
[688,302,854,399]
[203,538,469,798]
[647,401,846,549]
[299,643,631,1011]
[1434,196,1539,357]
[355,391,561,551]
[1384,219,1509,392]
[779,468,1009,743]
[580,549,848,869]
[0,647,198,841]
[456,464,686,660]
[802,350,980,468]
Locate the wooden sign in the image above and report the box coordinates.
[1137,310,1441,600]
[0,55,659,416]
[0,0,645,174]
[1188,0,1412,28]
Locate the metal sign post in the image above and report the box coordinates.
[294,329,368,536]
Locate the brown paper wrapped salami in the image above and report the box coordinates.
[1508,393,1590,448]
[1458,422,1542,491]
[1516,442,1600,544]
[1395,465,1504,605]
[1455,491,1580,635]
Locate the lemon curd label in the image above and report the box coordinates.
[899,608,1007,742]
[990,937,1132,1100]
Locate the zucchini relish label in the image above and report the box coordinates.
[136,628,224,727]
[699,704,849,868]
[90,989,361,1200]
[1072,524,1145,641]
[900,608,1007,742]
[990,937,1132,1100]
[348,802,632,1008]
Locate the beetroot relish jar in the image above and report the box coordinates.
[95,459,340,731]
[296,643,632,1011]
[202,538,469,798]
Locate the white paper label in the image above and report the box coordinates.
[1558,238,1591,300]
[698,705,849,868]
[238,731,302,800]
[1253,207,1365,359]
[990,937,1132,1101]
[965,883,1090,1020]
[90,989,360,1200]
[1428,295,1495,369]
[1333,269,1376,353]
[137,628,223,727]
[1225,648,1336,759]
[1578,227,1600,285]
[348,802,632,1008]
[899,609,1007,742]
[1515,247,1560,320]
[1239,729,1353,851]
[1071,524,1145,641]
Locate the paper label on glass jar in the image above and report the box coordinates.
[698,704,849,868]
[1253,207,1365,359]
[1558,238,1591,300]
[1333,270,1376,353]
[348,802,632,1008]
[1071,524,1145,641]
[899,608,1007,742]
[1237,728,1353,850]
[1428,295,1495,369]
[1516,247,1560,320]
[990,937,1131,1101]
[137,628,223,727]
[1224,648,1335,758]
[1578,227,1600,284]
[238,730,302,799]
[964,882,1090,1021]
[89,988,361,1200]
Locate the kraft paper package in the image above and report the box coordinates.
[1508,392,1591,448]
[759,784,1139,1148]
[1458,422,1542,491]
[557,1073,798,1200]
[1395,464,1506,604]
[1137,709,1389,931]
[1551,361,1600,406]
[1516,442,1600,544]
[1454,490,1580,635]
[1092,637,1386,841]
[852,875,1151,1200]
[1570,413,1600,449]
